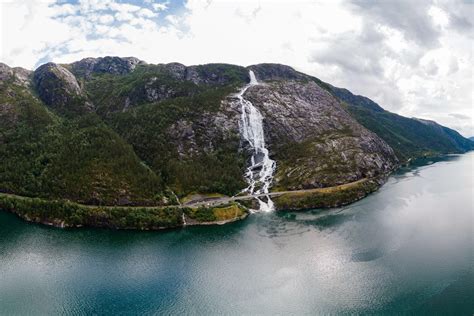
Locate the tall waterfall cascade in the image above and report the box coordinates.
[237,70,276,212]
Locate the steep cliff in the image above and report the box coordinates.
[34,63,93,116]
[1,57,472,213]
[330,85,474,161]
[1,62,162,205]
[243,78,397,191]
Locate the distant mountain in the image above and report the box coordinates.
[329,86,474,161]
[0,57,472,210]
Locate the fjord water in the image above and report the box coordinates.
[0,153,473,314]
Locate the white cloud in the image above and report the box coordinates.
[0,0,472,136]
[99,14,114,24]
[114,10,135,21]
[108,2,141,13]
[151,2,169,12]
[78,0,111,12]
[137,8,156,18]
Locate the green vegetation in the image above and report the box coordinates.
[272,179,379,210]
[193,63,249,85]
[272,129,359,190]
[0,78,163,205]
[84,64,202,114]
[33,63,91,117]
[0,193,249,229]
[1,61,249,207]
[181,193,226,205]
[107,81,247,197]
[0,78,60,196]
[0,193,183,229]
[82,63,248,115]
[0,104,163,204]
[185,203,247,223]
[38,114,163,205]
[330,86,474,161]
[2,58,473,229]
[1,61,373,228]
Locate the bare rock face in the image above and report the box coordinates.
[0,63,32,87]
[11,67,32,87]
[71,56,145,79]
[168,119,199,157]
[140,75,188,104]
[244,79,398,190]
[163,62,187,80]
[1,64,45,135]
[249,63,305,81]
[0,63,13,82]
[167,97,242,158]
[34,63,93,115]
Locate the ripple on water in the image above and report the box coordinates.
[0,153,472,314]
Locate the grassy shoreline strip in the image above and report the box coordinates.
[272,178,380,210]
[0,193,248,230]
[0,177,383,230]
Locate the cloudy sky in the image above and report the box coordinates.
[1,0,473,136]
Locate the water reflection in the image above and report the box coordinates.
[0,153,472,314]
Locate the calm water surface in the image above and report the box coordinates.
[1,153,473,315]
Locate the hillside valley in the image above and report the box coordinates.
[1,56,472,229]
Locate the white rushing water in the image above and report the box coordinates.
[237,70,276,212]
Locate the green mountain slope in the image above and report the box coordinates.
[1,57,472,209]
[329,86,474,161]
[0,63,163,205]
[72,60,250,196]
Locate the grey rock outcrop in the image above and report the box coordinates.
[242,78,398,190]
[163,62,187,80]
[167,97,242,158]
[249,63,305,81]
[11,67,32,87]
[0,63,13,82]
[71,56,145,78]
[34,63,93,114]
[0,63,32,87]
[112,63,248,110]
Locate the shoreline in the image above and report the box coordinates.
[0,152,466,231]
[0,194,249,231]
[0,177,384,231]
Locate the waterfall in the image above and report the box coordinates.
[237,70,276,212]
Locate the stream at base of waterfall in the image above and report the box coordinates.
[237,70,276,212]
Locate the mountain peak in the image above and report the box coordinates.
[0,62,32,86]
[33,62,92,115]
[70,56,146,78]
[248,63,305,81]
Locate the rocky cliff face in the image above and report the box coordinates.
[74,60,249,114]
[250,63,306,81]
[0,63,32,87]
[70,56,145,78]
[34,63,93,115]
[0,63,45,129]
[235,69,398,190]
[1,56,471,208]
[329,84,474,160]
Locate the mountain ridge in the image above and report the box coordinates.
[1,56,472,228]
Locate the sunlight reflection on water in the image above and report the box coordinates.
[0,153,472,314]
